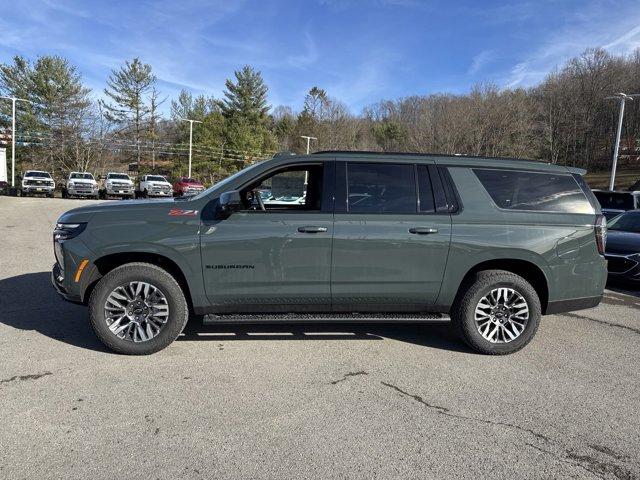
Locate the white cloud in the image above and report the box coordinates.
[468,50,495,75]
[502,5,640,88]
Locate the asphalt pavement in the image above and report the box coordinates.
[1,196,639,479]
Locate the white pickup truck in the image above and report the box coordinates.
[21,170,55,197]
[62,172,99,199]
[138,174,173,198]
[100,172,134,199]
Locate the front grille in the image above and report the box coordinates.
[26,179,53,186]
[606,256,637,273]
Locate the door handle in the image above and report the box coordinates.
[409,227,438,235]
[298,226,328,233]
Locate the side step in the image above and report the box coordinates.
[203,312,450,324]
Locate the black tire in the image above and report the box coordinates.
[450,270,541,355]
[89,262,189,355]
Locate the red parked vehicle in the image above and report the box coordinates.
[173,177,205,197]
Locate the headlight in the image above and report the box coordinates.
[54,223,87,241]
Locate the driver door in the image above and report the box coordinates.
[200,161,335,313]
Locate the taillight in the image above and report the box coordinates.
[595,214,607,255]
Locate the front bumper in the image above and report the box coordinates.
[22,185,54,193]
[106,187,134,196]
[51,263,82,303]
[68,186,98,196]
[148,189,173,197]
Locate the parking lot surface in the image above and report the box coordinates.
[1,196,639,479]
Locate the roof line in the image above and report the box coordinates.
[311,150,546,163]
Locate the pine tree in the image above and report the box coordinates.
[100,58,156,164]
[218,65,270,123]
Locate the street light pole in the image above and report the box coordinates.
[300,135,317,155]
[0,95,30,188]
[606,93,640,191]
[180,118,203,178]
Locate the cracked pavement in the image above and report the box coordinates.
[1,196,639,479]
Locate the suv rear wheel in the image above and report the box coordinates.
[89,262,189,354]
[451,270,541,355]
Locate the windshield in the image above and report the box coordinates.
[594,191,635,210]
[70,173,94,180]
[191,161,266,201]
[608,213,640,233]
[108,174,130,180]
[181,178,199,183]
[147,175,167,182]
[25,171,50,178]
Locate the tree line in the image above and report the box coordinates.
[1,47,639,183]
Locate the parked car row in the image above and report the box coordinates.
[19,170,206,199]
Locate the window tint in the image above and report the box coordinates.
[474,169,592,213]
[417,165,435,212]
[347,163,417,214]
[608,212,640,233]
[248,165,324,211]
[593,191,635,210]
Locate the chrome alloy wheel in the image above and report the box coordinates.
[104,281,169,342]
[474,287,529,344]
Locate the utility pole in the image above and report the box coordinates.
[180,118,202,178]
[0,96,31,189]
[606,93,640,191]
[300,135,317,155]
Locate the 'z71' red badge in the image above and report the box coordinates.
[168,209,199,216]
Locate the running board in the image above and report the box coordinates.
[203,312,449,324]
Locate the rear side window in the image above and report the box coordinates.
[474,169,592,213]
[347,163,416,213]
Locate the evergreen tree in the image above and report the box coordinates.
[100,58,156,164]
[0,55,91,171]
[218,65,270,123]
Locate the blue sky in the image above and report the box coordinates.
[1,0,640,115]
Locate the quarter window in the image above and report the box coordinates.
[347,163,417,214]
[474,169,592,213]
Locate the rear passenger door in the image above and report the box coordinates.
[331,160,452,311]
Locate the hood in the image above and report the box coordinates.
[149,181,171,186]
[57,197,179,223]
[107,178,133,184]
[606,230,640,255]
[181,181,204,187]
[69,178,97,185]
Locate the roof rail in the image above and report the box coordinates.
[311,150,545,163]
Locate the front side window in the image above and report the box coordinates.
[474,168,592,213]
[243,165,324,211]
[347,163,417,214]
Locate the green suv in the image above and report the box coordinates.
[52,152,607,355]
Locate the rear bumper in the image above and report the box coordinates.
[545,295,602,315]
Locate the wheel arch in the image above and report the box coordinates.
[453,259,550,314]
[84,252,194,312]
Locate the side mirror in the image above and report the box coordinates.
[217,190,243,219]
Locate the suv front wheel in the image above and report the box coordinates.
[89,262,189,354]
[451,270,541,355]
